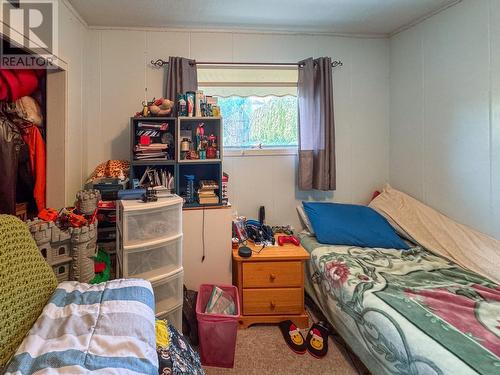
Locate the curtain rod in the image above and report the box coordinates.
[150,59,343,68]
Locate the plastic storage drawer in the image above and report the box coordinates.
[119,197,182,246]
[157,304,183,332]
[151,268,184,317]
[122,235,182,280]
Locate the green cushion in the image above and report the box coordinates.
[0,215,57,369]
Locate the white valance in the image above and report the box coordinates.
[198,66,298,97]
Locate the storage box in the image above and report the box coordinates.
[157,304,183,332]
[122,234,182,280]
[151,268,184,317]
[118,197,183,246]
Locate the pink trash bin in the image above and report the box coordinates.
[196,284,240,368]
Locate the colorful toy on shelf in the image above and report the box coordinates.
[134,97,174,117]
[149,98,174,116]
[195,122,205,151]
[206,146,216,159]
[208,133,216,146]
[141,100,149,117]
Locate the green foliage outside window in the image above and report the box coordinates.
[217,96,298,148]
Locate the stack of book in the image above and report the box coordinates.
[198,180,219,205]
[134,143,168,159]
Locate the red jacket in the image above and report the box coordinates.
[22,125,45,212]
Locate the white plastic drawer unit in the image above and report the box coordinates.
[118,196,183,246]
[122,234,182,280]
[151,268,184,317]
[157,304,183,332]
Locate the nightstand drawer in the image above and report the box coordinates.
[243,288,303,315]
[242,261,302,288]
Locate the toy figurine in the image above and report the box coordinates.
[142,100,149,117]
[208,133,216,147]
[195,122,205,151]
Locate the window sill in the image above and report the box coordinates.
[224,147,298,157]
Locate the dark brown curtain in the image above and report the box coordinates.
[165,56,198,114]
[297,57,336,191]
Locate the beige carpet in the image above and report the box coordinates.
[204,325,359,375]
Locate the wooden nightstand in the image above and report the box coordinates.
[232,237,310,329]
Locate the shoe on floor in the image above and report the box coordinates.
[306,322,329,358]
[279,320,307,354]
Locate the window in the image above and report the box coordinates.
[198,66,298,149]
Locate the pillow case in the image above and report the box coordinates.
[296,205,315,234]
[302,202,409,249]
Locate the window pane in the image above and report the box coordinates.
[217,95,298,148]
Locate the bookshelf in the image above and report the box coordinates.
[129,116,223,207]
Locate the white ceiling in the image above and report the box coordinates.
[68,0,458,36]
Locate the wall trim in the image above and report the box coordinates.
[389,0,463,37]
[61,0,89,29]
[87,25,388,39]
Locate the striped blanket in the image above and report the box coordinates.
[4,279,159,375]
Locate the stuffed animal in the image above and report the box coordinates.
[134,97,174,117]
[149,98,174,116]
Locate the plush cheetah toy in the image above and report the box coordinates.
[86,160,130,183]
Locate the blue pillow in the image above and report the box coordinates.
[302,202,409,250]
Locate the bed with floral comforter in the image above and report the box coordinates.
[300,233,500,375]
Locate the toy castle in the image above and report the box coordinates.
[27,190,101,283]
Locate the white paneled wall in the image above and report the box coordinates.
[390,0,500,238]
[57,1,87,204]
[84,29,390,229]
[493,1,500,240]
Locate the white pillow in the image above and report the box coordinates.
[297,204,314,234]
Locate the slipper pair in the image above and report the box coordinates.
[279,320,328,358]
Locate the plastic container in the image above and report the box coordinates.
[196,284,240,368]
[151,268,184,316]
[118,196,183,245]
[122,234,182,280]
[157,304,183,332]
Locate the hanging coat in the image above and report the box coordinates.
[21,125,46,212]
[0,115,36,214]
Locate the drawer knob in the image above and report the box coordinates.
[270,301,276,309]
[269,273,276,281]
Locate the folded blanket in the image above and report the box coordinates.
[4,279,158,375]
[370,184,500,284]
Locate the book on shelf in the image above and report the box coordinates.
[135,153,167,159]
[199,195,219,204]
[199,180,219,190]
[198,191,216,198]
[134,143,169,160]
